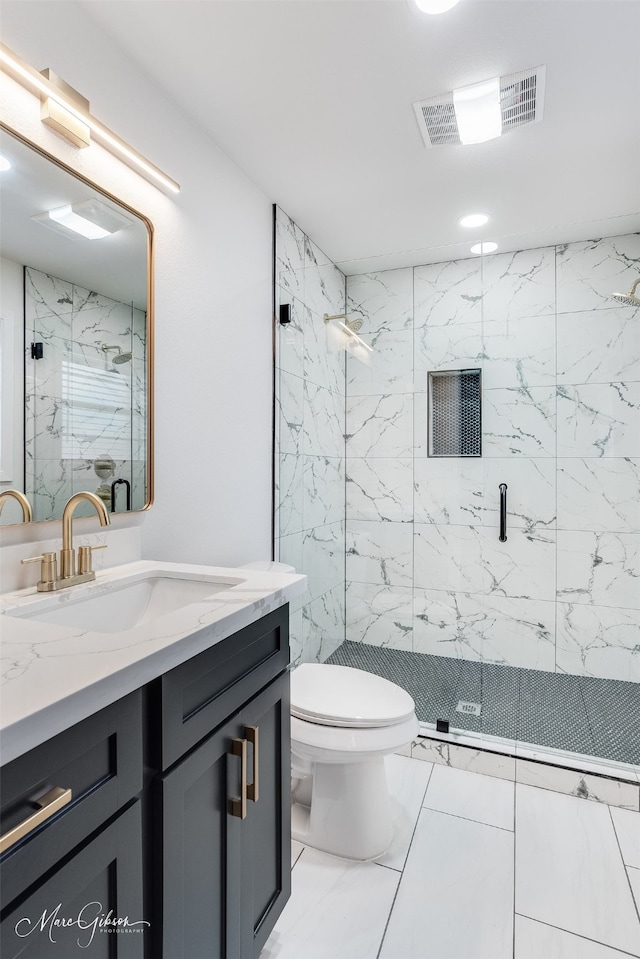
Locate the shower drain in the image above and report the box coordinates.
[456,701,482,717]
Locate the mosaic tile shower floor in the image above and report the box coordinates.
[325,641,640,766]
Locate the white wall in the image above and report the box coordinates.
[0,1,273,567]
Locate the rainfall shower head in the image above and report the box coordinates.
[323,313,364,332]
[101,343,132,367]
[611,278,640,307]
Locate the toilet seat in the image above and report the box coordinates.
[290,663,415,728]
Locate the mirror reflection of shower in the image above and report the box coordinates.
[101,343,133,372]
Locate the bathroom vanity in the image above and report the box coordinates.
[0,562,305,958]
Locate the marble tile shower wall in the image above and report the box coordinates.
[25,267,146,521]
[274,209,347,665]
[344,234,640,684]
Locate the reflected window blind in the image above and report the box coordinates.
[61,360,131,459]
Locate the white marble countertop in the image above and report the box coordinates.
[0,560,307,765]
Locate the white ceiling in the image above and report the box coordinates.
[81,0,640,273]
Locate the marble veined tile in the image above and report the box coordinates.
[379,809,514,959]
[483,313,556,389]
[479,595,556,671]
[302,380,344,458]
[423,763,515,830]
[276,453,303,537]
[483,387,556,458]
[414,321,482,382]
[413,588,484,661]
[481,458,556,531]
[25,267,74,321]
[346,267,413,333]
[556,233,640,314]
[515,760,640,810]
[276,294,304,377]
[412,739,516,782]
[483,527,556,602]
[275,207,305,304]
[556,603,640,682]
[346,393,412,458]
[557,383,640,458]
[414,457,483,526]
[515,784,640,954]
[288,608,303,666]
[629,868,640,914]
[277,370,304,455]
[482,246,556,322]
[302,455,344,530]
[346,582,413,650]
[262,846,399,959]
[304,237,345,320]
[414,523,484,593]
[346,457,413,523]
[557,531,640,609]
[557,458,640,533]
[515,915,635,959]
[346,520,413,587]
[377,753,433,870]
[302,521,344,602]
[303,303,345,394]
[346,329,413,395]
[610,806,640,868]
[413,257,482,328]
[557,307,640,385]
[301,584,345,664]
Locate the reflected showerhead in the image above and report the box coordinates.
[611,278,640,307]
[101,343,132,368]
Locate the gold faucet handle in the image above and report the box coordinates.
[77,544,107,576]
[21,552,57,586]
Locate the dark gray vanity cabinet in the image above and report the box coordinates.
[0,604,291,959]
[157,671,290,959]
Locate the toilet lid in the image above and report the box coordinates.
[290,663,416,728]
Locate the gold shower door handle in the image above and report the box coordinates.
[0,786,72,853]
[230,738,247,820]
[246,725,259,803]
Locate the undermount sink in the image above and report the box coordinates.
[6,572,246,633]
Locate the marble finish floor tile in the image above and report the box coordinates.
[629,867,640,913]
[423,763,515,830]
[262,847,399,959]
[291,840,305,868]
[516,760,640,811]
[610,806,640,868]
[515,784,640,954]
[515,915,637,959]
[377,754,433,871]
[379,808,514,959]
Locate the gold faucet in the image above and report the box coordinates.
[22,491,110,592]
[0,489,33,523]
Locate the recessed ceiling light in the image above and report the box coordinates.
[413,0,461,13]
[459,213,489,229]
[32,199,133,240]
[470,242,498,255]
[0,154,11,172]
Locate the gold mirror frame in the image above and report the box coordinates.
[0,121,154,525]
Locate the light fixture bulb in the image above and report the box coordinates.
[413,0,461,12]
[0,154,11,172]
[32,199,132,240]
[470,241,498,255]
[459,213,489,229]
[453,77,502,145]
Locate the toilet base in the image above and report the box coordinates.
[291,756,391,860]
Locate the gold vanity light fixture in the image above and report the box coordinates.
[0,42,180,195]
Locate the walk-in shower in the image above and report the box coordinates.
[274,206,640,774]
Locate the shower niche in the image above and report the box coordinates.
[428,368,482,457]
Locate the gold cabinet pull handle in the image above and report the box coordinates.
[0,786,72,854]
[246,725,259,804]
[230,738,247,820]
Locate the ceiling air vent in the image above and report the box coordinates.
[413,65,546,148]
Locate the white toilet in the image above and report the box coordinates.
[290,663,419,860]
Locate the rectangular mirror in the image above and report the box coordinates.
[0,124,153,525]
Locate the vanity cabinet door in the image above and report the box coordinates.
[155,717,244,959]
[0,801,145,959]
[238,672,291,959]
